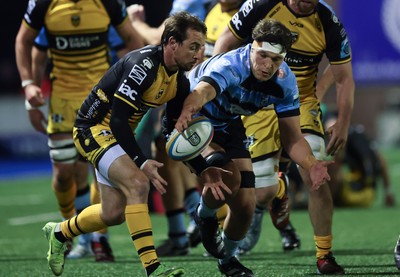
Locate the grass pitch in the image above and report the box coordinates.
[0,148,399,276]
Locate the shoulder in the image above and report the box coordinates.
[316,1,345,29]
[121,46,163,83]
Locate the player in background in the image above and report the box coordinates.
[30,25,131,260]
[15,0,144,265]
[127,0,212,45]
[213,0,355,274]
[167,18,332,276]
[40,11,206,277]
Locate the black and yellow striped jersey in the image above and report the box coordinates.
[22,0,129,99]
[228,0,352,101]
[75,45,189,133]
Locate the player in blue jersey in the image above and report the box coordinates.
[214,0,355,273]
[166,18,332,276]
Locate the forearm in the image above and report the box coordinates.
[118,20,145,51]
[182,83,215,117]
[335,78,354,130]
[32,47,48,86]
[131,20,163,45]
[284,137,317,171]
[15,38,34,84]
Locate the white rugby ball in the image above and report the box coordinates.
[166,117,214,161]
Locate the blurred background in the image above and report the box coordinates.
[1,0,399,180]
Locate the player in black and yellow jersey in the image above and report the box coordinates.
[203,0,245,59]
[15,0,144,263]
[39,11,206,277]
[214,0,355,274]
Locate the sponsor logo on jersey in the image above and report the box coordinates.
[155,89,164,100]
[289,21,304,28]
[100,130,112,136]
[118,81,138,101]
[71,15,80,27]
[86,98,101,119]
[55,36,100,50]
[243,135,256,150]
[51,114,64,123]
[128,64,147,85]
[142,58,154,70]
[340,38,350,58]
[241,0,254,17]
[96,89,109,103]
[232,13,242,30]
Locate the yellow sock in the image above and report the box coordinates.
[275,177,286,200]
[216,204,229,228]
[125,204,159,272]
[314,235,332,259]
[54,184,77,219]
[90,182,108,234]
[61,204,107,239]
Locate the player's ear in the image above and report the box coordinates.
[168,36,177,51]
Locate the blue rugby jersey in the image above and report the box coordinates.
[188,44,300,130]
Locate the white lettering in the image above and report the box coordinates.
[241,0,254,17]
[118,83,138,101]
[232,13,242,30]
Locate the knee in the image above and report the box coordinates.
[124,173,151,200]
[101,205,126,226]
[53,163,75,188]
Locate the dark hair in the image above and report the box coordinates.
[252,19,294,53]
[161,11,207,45]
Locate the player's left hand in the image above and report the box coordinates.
[326,122,348,156]
[309,160,333,190]
[141,159,168,194]
[200,166,233,201]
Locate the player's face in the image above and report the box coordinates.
[289,0,318,15]
[250,46,285,82]
[174,29,205,71]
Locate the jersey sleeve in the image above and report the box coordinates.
[22,0,52,31]
[111,50,158,111]
[318,3,352,64]
[199,55,243,95]
[102,0,129,28]
[228,0,274,41]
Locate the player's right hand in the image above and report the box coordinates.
[28,109,47,134]
[25,84,45,108]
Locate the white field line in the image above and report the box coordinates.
[0,194,45,206]
[8,212,60,226]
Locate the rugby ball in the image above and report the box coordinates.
[166,117,214,161]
